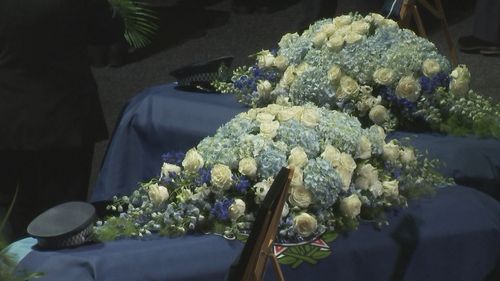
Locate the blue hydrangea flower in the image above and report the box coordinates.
[303,158,342,208]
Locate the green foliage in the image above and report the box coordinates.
[108,0,158,48]
[95,216,139,241]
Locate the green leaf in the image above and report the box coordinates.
[310,249,332,260]
[321,231,338,243]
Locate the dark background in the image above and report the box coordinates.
[88,0,500,196]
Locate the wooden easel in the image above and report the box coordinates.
[399,0,458,66]
[226,167,294,281]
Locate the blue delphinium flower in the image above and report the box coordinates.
[233,175,251,193]
[194,168,211,186]
[161,151,185,165]
[211,198,234,221]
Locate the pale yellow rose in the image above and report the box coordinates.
[383,180,399,196]
[400,147,416,165]
[422,59,441,77]
[246,108,259,119]
[295,62,310,76]
[265,104,284,116]
[327,65,342,84]
[354,176,370,190]
[257,80,273,97]
[293,213,318,237]
[280,66,296,88]
[337,75,359,99]
[277,109,295,122]
[148,183,169,206]
[340,194,362,218]
[450,80,470,96]
[260,121,280,139]
[290,106,305,119]
[161,163,182,178]
[369,105,389,125]
[326,35,344,52]
[383,140,400,162]
[449,65,471,95]
[373,68,395,85]
[334,15,353,27]
[256,112,275,123]
[351,20,370,35]
[257,50,275,69]
[273,55,289,71]
[344,32,363,44]
[381,18,398,27]
[238,157,257,178]
[366,13,384,25]
[289,186,313,208]
[288,147,308,168]
[210,164,233,191]
[321,144,341,165]
[357,163,379,185]
[300,108,320,127]
[229,199,246,220]
[182,148,204,172]
[357,135,372,159]
[336,153,357,190]
[369,180,384,197]
[279,32,299,47]
[321,23,337,37]
[290,167,304,187]
[395,76,421,102]
[312,32,328,48]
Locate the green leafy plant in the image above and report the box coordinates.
[109,0,158,48]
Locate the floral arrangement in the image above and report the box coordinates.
[213,13,500,138]
[96,104,449,243]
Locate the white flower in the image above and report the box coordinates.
[327,65,342,84]
[293,213,318,237]
[273,55,289,70]
[321,144,341,165]
[277,108,295,122]
[449,65,471,95]
[295,62,310,76]
[340,194,362,218]
[383,180,399,196]
[210,164,233,191]
[337,75,359,99]
[354,176,370,190]
[334,15,353,27]
[357,163,379,186]
[257,80,273,97]
[383,140,400,162]
[254,178,273,203]
[289,186,313,208]
[326,35,344,52]
[176,188,193,203]
[450,80,470,96]
[351,20,370,35]
[182,148,204,172]
[281,203,290,218]
[356,95,381,115]
[373,68,395,85]
[229,199,246,220]
[256,112,275,123]
[246,108,259,119]
[359,85,373,96]
[381,18,398,27]
[344,32,363,44]
[148,183,169,206]
[367,13,384,25]
[395,76,421,102]
[290,167,304,187]
[300,108,320,127]
[161,163,182,178]
[400,147,416,165]
[257,50,275,69]
[260,120,280,139]
[290,106,305,119]
[312,32,328,48]
[422,59,441,77]
[369,105,389,125]
[238,157,257,178]
[288,147,309,168]
[357,135,372,159]
[369,180,384,197]
[336,153,357,190]
[321,23,337,37]
[280,66,296,88]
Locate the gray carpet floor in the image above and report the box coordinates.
[88,0,500,196]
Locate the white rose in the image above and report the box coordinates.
[368,13,385,25]
[450,80,469,96]
[288,147,308,168]
[290,167,304,187]
[369,105,389,125]
[182,148,204,172]
[422,59,441,77]
[326,35,344,52]
[161,163,182,178]
[338,76,359,99]
[449,65,471,95]
[279,32,299,47]
[273,55,289,71]
[256,112,275,123]
[321,144,341,165]
[290,106,305,119]
[340,194,362,219]
[300,108,320,127]
[356,95,381,115]
[281,203,290,218]
[257,50,275,69]
[277,109,295,123]
[369,180,384,198]
[312,32,327,48]
[334,15,353,27]
[246,108,259,119]
[176,188,193,203]
[293,213,318,237]
[229,199,246,220]
[254,178,273,203]
[148,183,169,206]
[383,180,399,196]
[266,104,284,115]
[210,164,233,191]
[357,163,379,185]
[260,120,280,139]
[383,140,400,162]
[396,76,421,102]
[344,32,363,44]
[354,176,370,190]
[257,80,273,97]
[327,65,342,84]
[400,147,416,165]
[321,23,337,37]
[238,157,257,178]
[289,186,313,208]
[371,125,386,141]
[373,68,395,85]
[295,62,309,76]
[280,66,296,88]
[336,153,357,190]
[357,136,372,159]
[351,20,370,35]
[381,18,398,27]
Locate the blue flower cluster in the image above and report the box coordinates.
[256,145,288,180]
[277,120,320,157]
[210,198,234,221]
[161,151,185,166]
[303,159,342,208]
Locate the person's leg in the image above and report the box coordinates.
[458,0,500,54]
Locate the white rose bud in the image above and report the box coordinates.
[400,147,416,165]
[148,183,169,206]
[383,140,400,162]
[373,68,395,85]
[312,32,328,48]
[396,76,421,102]
[238,157,257,178]
[357,163,379,185]
[321,23,337,37]
[422,59,441,77]
[280,65,296,88]
[326,35,344,52]
[290,167,304,187]
[369,180,384,198]
[327,65,342,84]
[210,164,233,191]
[293,213,318,237]
[338,75,359,99]
[340,194,362,219]
[300,108,320,127]
[357,135,372,159]
[344,32,363,44]
[273,55,289,71]
[182,148,204,172]
[260,120,280,139]
[161,163,182,178]
[337,153,357,190]
[369,105,389,125]
[381,18,398,27]
[246,108,259,119]
[289,186,313,208]
[257,50,275,69]
[369,13,385,25]
[383,180,399,196]
[288,147,309,168]
[449,65,471,95]
[229,199,246,220]
[257,80,273,97]
[282,203,290,218]
[351,20,370,35]
[321,144,341,165]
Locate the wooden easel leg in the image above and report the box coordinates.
[270,254,285,281]
[412,4,427,37]
[433,0,458,66]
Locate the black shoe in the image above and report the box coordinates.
[458,35,500,53]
